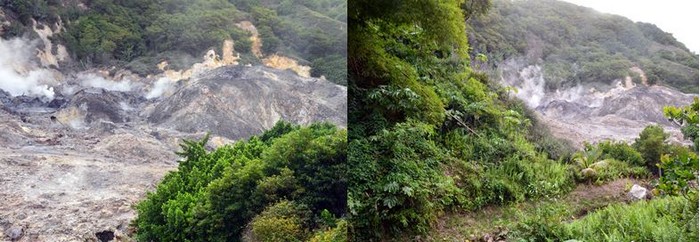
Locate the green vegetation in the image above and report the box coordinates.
[348,0,578,239]
[634,125,670,173]
[467,0,699,93]
[564,194,698,241]
[664,97,699,151]
[513,194,698,241]
[571,142,649,184]
[657,99,700,196]
[133,121,346,241]
[657,146,698,196]
[1,0,347,84]
[348,0,697,240]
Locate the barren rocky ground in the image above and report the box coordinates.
[498,60,695,148]
[536,85,694,148]
[0,65,346,241]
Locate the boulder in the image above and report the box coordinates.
[6,226,23,240]
[628,184,648,200]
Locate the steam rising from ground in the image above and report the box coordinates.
[145,77,176,99]
[512,65,546,107]
[78,73,134,92]
[504,63,633,109]
[0,38,56,99]
[499,58,694,147]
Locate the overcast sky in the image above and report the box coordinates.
[559,0,700,54]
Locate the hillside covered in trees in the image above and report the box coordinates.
[0,0,347,84]
[347,0,698,241]
[467,0,699,93]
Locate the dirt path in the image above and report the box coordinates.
[423,178,649,242]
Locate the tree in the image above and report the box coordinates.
[134,122,347,241]
[633,125,669,173]
[462,0,492,20]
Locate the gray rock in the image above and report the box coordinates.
[148,65,347,140]
[628,184,648,200]
[6,226,23,240]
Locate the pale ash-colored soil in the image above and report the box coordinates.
[0,109,178,241]
[0,148,172,241]
[0,65,347,241]
[533,84,695,148]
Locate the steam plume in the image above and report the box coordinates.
[0,38,56,99]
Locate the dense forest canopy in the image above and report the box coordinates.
[0,0,347,84]
[467,0,699,93]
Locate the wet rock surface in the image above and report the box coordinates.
[0,65,346,241]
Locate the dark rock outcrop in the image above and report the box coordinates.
[65,88,140,124]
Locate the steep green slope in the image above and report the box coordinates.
[467,0,699,93]
[347,0,575,240]
[0,0,347,84]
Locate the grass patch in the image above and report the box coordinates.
[421,178,644,241]
[560,194,699,242]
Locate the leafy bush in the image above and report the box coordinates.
[571,144,649,183]
[633,125,669,173]
[656,145,699,195]
[347,0,575,239]
[596,141,644,166]
[664,97,699,151]
[133,121,346,241]
[514,202,570,241]
[308,220,347,242]
[251,201,310,242]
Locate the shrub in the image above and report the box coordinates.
[513,202,570,241]
[133,121,347,241]
[513,194,699,241]
[656,144,699,195]
[572,144,649,183]
[633,125,669,173]
[308,220,347,242]
[664,97,699,151]
[597,140,644,166]
[251,201,310,242]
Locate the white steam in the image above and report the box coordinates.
[78,73,134,92]
[0,38,56,99]
[505,63,636,109]
[145,77,176,99]
[513,65,546,108]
